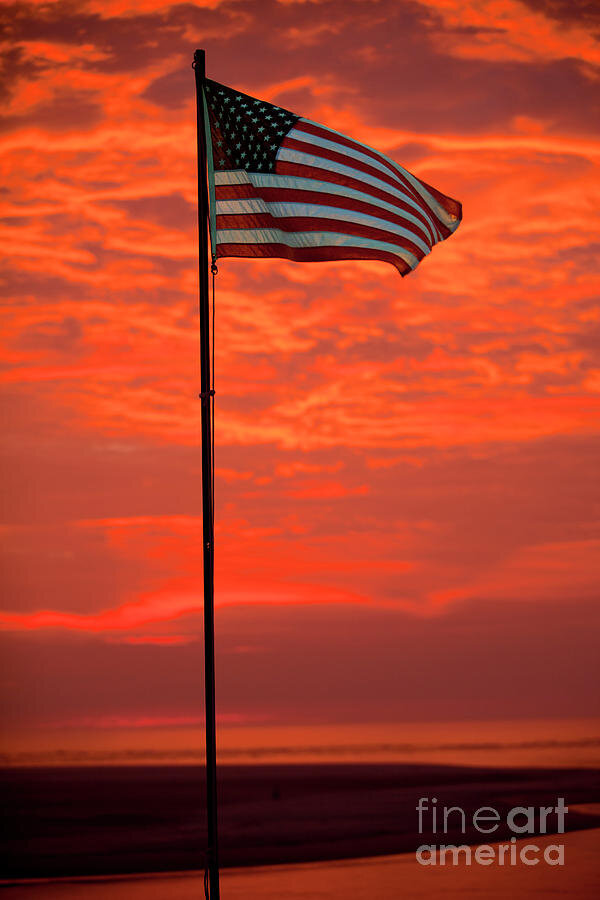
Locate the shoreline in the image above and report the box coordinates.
[3,762,599,881]
[0,814,598,886]
[1,828,599,898]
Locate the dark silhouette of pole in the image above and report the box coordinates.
[193,47,220,900]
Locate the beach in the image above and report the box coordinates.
[2,762,599,895]
[2,827,599,899]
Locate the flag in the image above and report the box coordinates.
[203,79,461,275]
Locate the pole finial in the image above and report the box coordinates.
[193,48,206,79]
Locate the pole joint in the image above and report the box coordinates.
[198,389,216,405]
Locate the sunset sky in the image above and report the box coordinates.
[1,0,599,764]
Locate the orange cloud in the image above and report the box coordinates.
[0,575,368,635]
[418,0,600,71]
[428,538,600,609]
[84,0,226,14]
[107,634,197,645]
[284,479,369,499]
[2,0,599,744]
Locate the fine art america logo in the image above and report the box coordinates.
[415,797,568,866]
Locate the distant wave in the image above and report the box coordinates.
[2,736,600,766]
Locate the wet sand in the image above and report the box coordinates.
[2,828,599,899]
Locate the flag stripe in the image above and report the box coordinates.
[284,133,407,196]
[281,137,444,233]
[288,125,429,219]
[215,188,433,245]
[285,123,453,238]
[295,119,461,228]
[295,119,407,183]
[216,212,427,260]
[215,201,430,256]
[214,228,419,269]
[274,159,438,244]
[214,165,432,264]
[214,171,436,243]
[215,242,413,274]
[277,160,439,246]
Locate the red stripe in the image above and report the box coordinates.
[281,137,448,239]
[294,120,408,186]
[282,134,449,239]
[215,182,259,200]
[273,161,438,243]
[215,183,433,247]
[215,242,411,275]
[415,175,463,222]
[216,212,425,260]
[283,135,411,198]
[293,120,458,235]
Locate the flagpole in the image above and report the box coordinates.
[193,48,220,900]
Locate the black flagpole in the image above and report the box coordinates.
[193,48,220,900]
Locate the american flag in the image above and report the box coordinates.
[204,79,462,275]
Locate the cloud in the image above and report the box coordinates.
[2,596,599,740]
[417,0,600,72]
[0,575,367,635]
[84,0,227,15]
[1,0,599,745]
[106,634,197,645]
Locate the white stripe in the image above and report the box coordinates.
[214,170,252,185]
[214,227,419,269]
[214,171,433,243]
[216,198,430,255]
[301,118,460,232]
[277,147,438,244]
[289,127,404,194]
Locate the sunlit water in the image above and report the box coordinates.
[5,717,600,769]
